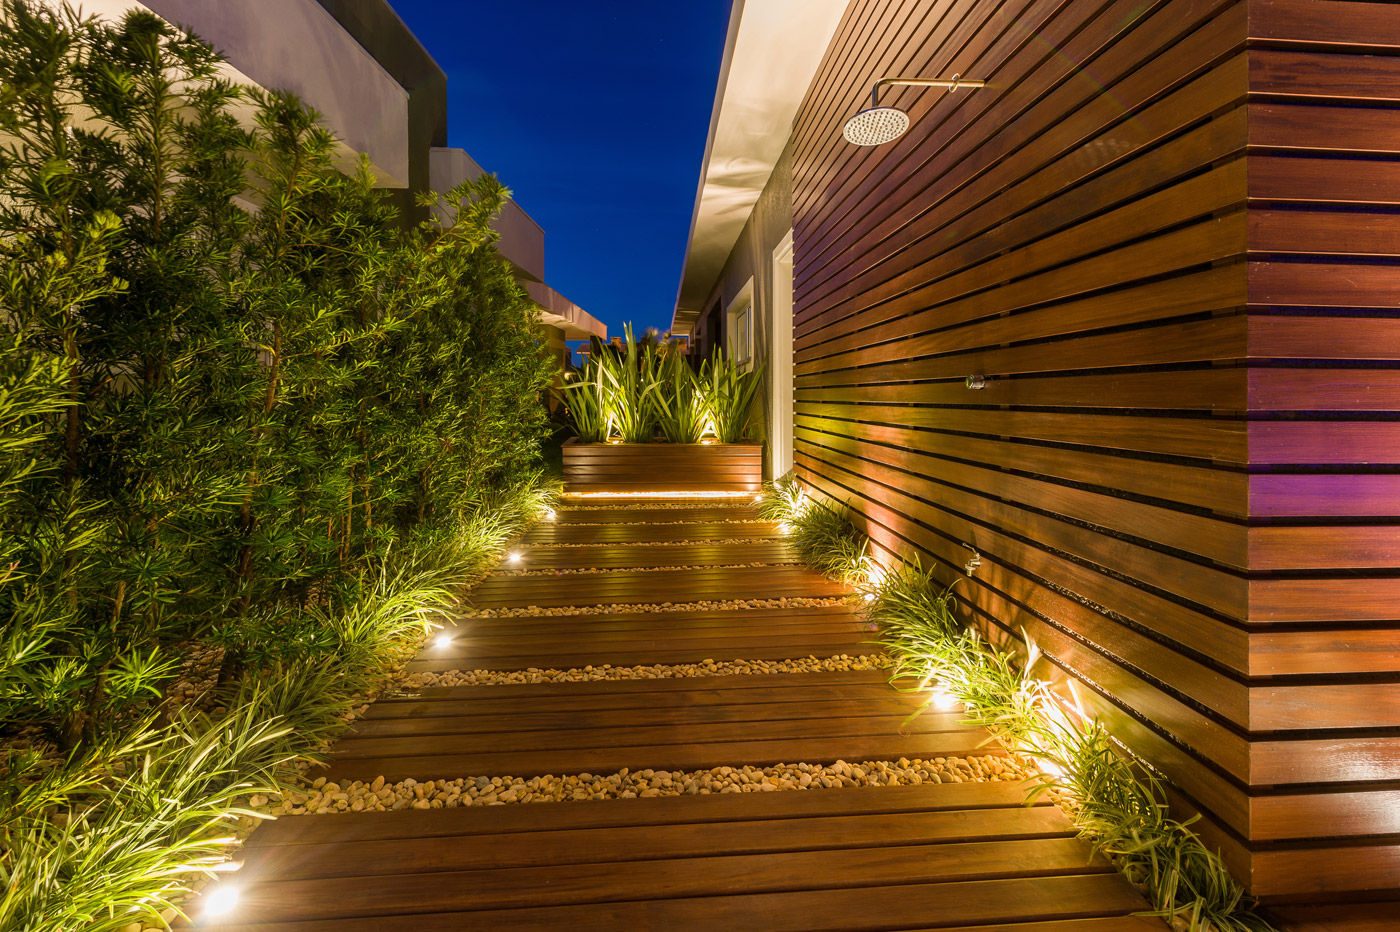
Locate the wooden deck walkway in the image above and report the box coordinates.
[211,495,1159,930]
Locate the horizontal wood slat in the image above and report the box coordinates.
[781,0,1400,903]
[563,442,763,493]
[223,481,1151,929]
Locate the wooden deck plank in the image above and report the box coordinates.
[216,481,1155,931]
[332,710,973,758]
[320,731,1004,782]
[214,874,1147,931]
[553,504,763,523]
[362,683,906,719]
[467,564,847,607]
[228,838,1110,921]
[522,521,782,544]
[245,782,1046,849]
[350,697,934,737]
[509,540,802,568]
[237,806,1080,884]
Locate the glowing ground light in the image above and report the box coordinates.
[543,508,557,521]
[863,592,876,602]
[202,885,240,919]
[778,522,793,535]
[433,633,453,650]
[928,688,959,711]
[561,490,754,500]
[507,551,523,564]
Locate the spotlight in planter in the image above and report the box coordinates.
[543,508,557,521]
[508,551,523,564]
[928,687,959,711]
[842,75,985,146]
[863,592,876,602]
[433,633,453,650]
[778,521,793,535]
[752,493,763,503]
[201,884,241,919]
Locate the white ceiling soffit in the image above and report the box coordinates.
[672,0,849,332]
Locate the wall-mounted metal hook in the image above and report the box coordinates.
[965,374,987,390]
[961,543,981,576]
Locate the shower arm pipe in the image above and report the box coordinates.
[868,75,985,109]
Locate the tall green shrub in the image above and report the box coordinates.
[0,0,553,743]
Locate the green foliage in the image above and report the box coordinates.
[560,330,763,445]
[700,350,763,444]
[650,349,708,444]
[759,479,1276,932]
[0,0,552,744]
[559,360,614,443]
[759,475,869,584]
[0,2,559,924]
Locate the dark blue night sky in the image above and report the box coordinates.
[389,0,734,337]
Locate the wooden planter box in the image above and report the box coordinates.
[563,440,762,493]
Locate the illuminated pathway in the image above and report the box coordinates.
[209,494,1159,930]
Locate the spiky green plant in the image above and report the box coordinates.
[650,350,709,444]
[759,475,868,584]
[560,364,613,443]
[0,703,295,931]
[701,348,763,444]
[594,324,661,443]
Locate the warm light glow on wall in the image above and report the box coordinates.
[561,490,756,500]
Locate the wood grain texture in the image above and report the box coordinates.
[562,441,763,492]
[781,0,1400,902]
[218,497,1151,929]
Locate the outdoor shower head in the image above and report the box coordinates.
[842,106,911,146]
[842,75,984,146]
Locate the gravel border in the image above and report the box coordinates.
[494,561,797,577]
[269,755,1031,815]
[526,537,783,548]
[463,596,854,617]
[535,518,773,527]
[558,501,760,512]
[393,653,890,690]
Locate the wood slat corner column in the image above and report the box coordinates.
[1242,0,1400,909]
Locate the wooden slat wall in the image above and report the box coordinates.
[787,0,1399,901]
[562,442,763,492]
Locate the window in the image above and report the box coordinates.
[725,279,755,369]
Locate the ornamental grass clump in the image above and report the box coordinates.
[651,350,709,444]
[759,477,1276,932]
[701,350,763,444]
[560,330,763,445]
[758,476,868,584]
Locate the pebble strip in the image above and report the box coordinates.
[467,595,853,618]
[559,501,759,512]
[560,491,758,500]
[495,561,796,577]
[537,517,771,527]
[529,537,782,548]
[267,755,1031,816]
[394,653,890,690]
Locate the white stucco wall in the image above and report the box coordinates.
[430,147,546,282]
[77,0,411,188]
